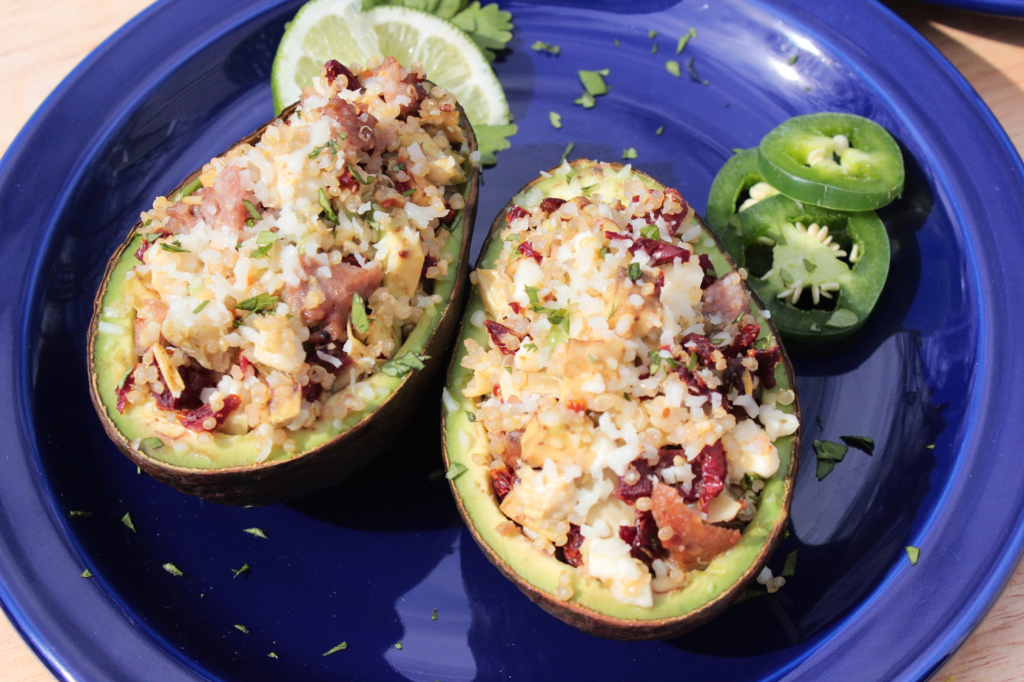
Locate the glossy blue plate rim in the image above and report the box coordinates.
[919,0,1024,17]
[1,0,1024,681]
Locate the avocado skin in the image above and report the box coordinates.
[88,97,479,505]
[441,161,801,639]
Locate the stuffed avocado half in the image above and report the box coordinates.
[442,161,801,639]
[89,58,478,504]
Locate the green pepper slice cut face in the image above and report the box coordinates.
[757,113,905,211]
[737,195,890,342]
[705,147,780,258]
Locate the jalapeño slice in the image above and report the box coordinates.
[757,113,904,211]
[705,148,779,258]
[737,195,890,342]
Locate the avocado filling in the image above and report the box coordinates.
[457,165,799,608]
[93,57,472,467]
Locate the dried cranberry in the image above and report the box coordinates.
[518,241,543,263]
[632,238,691,266]
[614,457,655,504]
[323,60,357,89]
[341,255,360,267]
[724,323,760,358]
[509,302,523,315]
[306,345,353,374]
[338,167,358,190]
[238,354,252,374]
[483,320,521,356]
[654,270,665,297]
[302,381,323,403]
[506,206,528,225]
[179,394,241,432]
[675,365,711,396]
[115,368,136,414]
[393,179,413,195]
[752,346,782,390]
[152,364,216,411]
[683,441,727,513]
[491,466,515,501]
[421,255,438,277]
[698,253,717,289]
[661,189,690,236]
[133,230,169,261]
[539,197,566,214]
[563,524,585,567]
[722,356,747,395]
[619,510,664,566]
[439,205,456,226]
[681,333,718,367]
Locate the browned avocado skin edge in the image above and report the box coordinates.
[88,95,479,505]
[440,159,801,640]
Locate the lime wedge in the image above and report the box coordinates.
[271,0,508,127]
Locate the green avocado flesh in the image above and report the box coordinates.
[91,201,469,471]
[442,161,798,623]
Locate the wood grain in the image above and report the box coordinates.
[1,0,1022,680]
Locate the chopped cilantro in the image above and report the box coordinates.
[393,163,406,171]
[651,43,659,54]
[578,69,610,96]
[116,367,133,390]
[655,125,665,136]
[243,199,262,221]
[588,353,598,363]
[432,608,438,621]
[319,188,339,224]
[163,563,184,577]
[622,148,638,160]
[906,546,920,565]
[549,111,562,129]
[687,352,698,371]
[474,123,517,166]
[445,2,513,61]
[782,549,798,577]
[599,246,609,259]
[787,54,799,65]
[193,300,210,314]
[161,241,190,253]
[840,436,875,455]
[348,165,373,185]
[394,642,403,650]
[323,642,347,656]
[243,527,268,539]
[81,569,93,578]
[560,142,574,164]
[687,56,709,85]
[236,294,278,316]
[235,624,250,634]
[531,40,560,55]
[504,366,513,374]
[582,184,599,197]
[351,292,370,335]
[466,410,477,422]
[267,652,279,659]
[640,224,661,240]
[614,38,620,46]
[814,439,848,481]
[446,463,468,481]
[381,352,430,378]
[575,92,596,109]
[926,444,935,450]
[250,231,277,258]
[177,177,202,200]
[121,513,136,532]
[401,188,417,197]
[648,350,679,372]
[523,342,538,352]
[627,262,642,281]
[69,511,92,518]
[676,28,697,54]
[232,563,250,578]
[428,468,445,483]
[649,29,658,39]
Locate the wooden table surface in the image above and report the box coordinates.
[2,0,1023,679]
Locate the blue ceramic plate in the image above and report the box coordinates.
[921,0,1024,17]
[2,0,1024,680]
